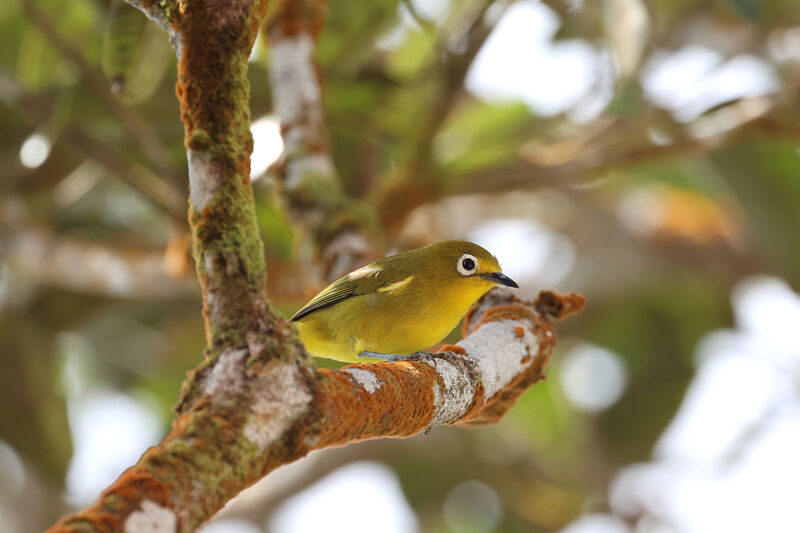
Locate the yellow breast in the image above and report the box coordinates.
[296,280,491,364]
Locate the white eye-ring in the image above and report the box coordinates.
[457,254,478,276]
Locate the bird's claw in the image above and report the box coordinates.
[358,351,434,362]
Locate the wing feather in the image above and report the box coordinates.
[290,282,358,321]
[290,263,388,321]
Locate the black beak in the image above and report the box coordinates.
[480,272,519,288]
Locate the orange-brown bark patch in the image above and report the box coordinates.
[437,344,467,355]
[534,290,586,321]
[47,469,173,532]
[469,304,540,334]
[315,361,440,447]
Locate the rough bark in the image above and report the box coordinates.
[46,288,583,533]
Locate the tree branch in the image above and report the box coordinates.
[465,96,800,195]
[376,93,800,233]
[265,0,379,281]
[46,288,584,533]
[151,0,275,354]
[0,224,315,303]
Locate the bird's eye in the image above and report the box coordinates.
[457,254,478,276]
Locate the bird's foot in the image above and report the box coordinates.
[358,351,434,362]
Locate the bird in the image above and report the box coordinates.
[290,240,518,363]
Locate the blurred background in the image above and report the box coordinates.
[2,0,800,532]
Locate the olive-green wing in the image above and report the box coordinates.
[289,263,392,322]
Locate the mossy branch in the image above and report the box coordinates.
[46,289,583,533]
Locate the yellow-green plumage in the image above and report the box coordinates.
[291,240,518,363]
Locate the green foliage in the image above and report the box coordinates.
[437,101,535,175]
[101,1,172,105]
[17,26,62,91]
[255,194,295,261]
[386,29,437,80]
[318,0,400,70]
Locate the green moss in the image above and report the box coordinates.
[158,0,173,21]
[187,128,211,151]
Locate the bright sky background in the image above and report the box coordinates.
[466,1,600,117]
[268,462,419,533]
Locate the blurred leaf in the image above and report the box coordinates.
[723,0,762,21]
[326,81,383,116]
[436,101,534,175]
[714,141,800,284]
[17,27,61,92]
[102,1,172,105]
[626,157,727,197]
[255,196,295,261]
[386,29,436,80]
[0,0,18,25]
[16,0,100,92]
[608,80,646,118]
[318,0,401,71]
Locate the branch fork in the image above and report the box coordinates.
[48,288,583,533]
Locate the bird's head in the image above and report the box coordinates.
[423,240,518,291]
